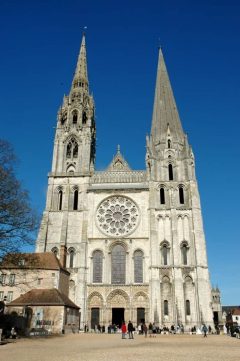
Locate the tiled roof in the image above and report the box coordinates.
[233,308,240,316]
[222,306,240,314]
[8,288,79,309]
[0,252,68,272]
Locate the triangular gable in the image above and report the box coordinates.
[106,146,131,172]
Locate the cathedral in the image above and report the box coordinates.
[36,34,213,330]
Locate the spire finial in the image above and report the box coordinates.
[117,144,120,154]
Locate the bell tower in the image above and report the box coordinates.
[147,48,213,326]
[52,33,96,175]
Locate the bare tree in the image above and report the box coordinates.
[0,139,38,260]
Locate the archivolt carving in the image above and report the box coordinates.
[88,292,104,307]
[133,293,149,308]
[106,289,129,307]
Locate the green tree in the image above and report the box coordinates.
[0,139,38,259]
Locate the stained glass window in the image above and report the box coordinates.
[93,250,103,283]
[111,244,125,284]
[134,250,143,283]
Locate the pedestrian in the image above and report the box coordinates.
[121,322,127,339]
[202,324,208,338]
[128,320,134,339]
[138,323,142,335]
[10,327,17,339]
[152,323,157,337]
[148,322,153,337]
[143,323,148,338]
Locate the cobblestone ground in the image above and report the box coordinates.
[1,333,239,361]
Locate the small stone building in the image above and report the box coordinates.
[0,252,69,303]
[7,288,80,334]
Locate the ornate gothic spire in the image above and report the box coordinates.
[71,33,89,93]
[151,48,184,145]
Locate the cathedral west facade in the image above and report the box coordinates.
[36,34,213,329]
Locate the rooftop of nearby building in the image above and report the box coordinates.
[8,288,79,309]
[222,306,240,314]
[0,252,69,273]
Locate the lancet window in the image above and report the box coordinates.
[58,190,63,210]
[66,138,78,159]
[134,250,143,283]
[160,187,165,204]
[179,186,184,204]
[93,250,103,283]
[181,243,188,265]
[164,300,169,316]
[186,300,191,315]
[161,242,170,266]
[72,110,78,124]
[69,248,76,268]
[111,244,126,284]
[73,189,78,210]
[82,111,87,125]
[168,164,173,181]
[51,247,58,257]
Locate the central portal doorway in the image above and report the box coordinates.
[112,308,124,327]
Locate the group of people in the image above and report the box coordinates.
[86,321,216,338]
[136,322,185,336]
[121,321,134,339]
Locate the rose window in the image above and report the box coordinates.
[96,196,139,236]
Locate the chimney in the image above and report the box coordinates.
[60,245,67,268]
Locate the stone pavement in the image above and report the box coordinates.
[0,333,239,361]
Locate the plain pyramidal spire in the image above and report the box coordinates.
[71,33,89,91]
[151,47,184,144]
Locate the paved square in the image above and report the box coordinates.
[1,333,239,361]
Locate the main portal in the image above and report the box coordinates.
[112,308,124,327]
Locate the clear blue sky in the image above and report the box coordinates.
[1,0,240,305]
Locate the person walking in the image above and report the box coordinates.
[152,323,157,338]
[128,321,134,339]
[143,323,148,338]
[121,322,127,339]
[202,324,208,338]
[148,322,153,337]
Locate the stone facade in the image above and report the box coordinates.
[0,253,70,303]
[36,34,213,329]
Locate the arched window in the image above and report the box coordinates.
[82,112,87,125]
[58,190,63,210]
[182,244,188,265]
[134,250,143,283]
[73,189,78,210]
[164,300,169,316]
[66,138,78,159]
[72,111,78,124]
[161,243,169,266]
[111,244,126,284]
[69,248,75,268]
[93,250,103,283]
[160,187,165,204]
[168,139,171,149]
[73,143,78,158]
[179,186,184,204]
[186,300,191,315]
[51,247,58,257]
[66,143,72,158]
[168,164,173,181]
